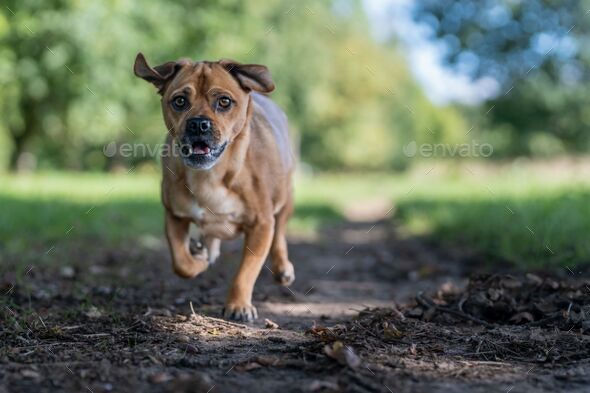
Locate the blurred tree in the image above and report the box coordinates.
[412,0,590,156]
[0,0,464,171]
[0,0,83,170]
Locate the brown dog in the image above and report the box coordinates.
[133,53,295,321]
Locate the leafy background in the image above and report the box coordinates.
[0,0,474,172]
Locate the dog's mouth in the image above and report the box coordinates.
[188,141,212,156]
[179,138,227,169]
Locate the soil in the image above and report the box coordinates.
[1,218,589,393]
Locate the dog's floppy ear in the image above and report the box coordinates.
[220,60,275,93]
[134,53,186,94]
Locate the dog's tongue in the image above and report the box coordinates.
[193,144,210,155]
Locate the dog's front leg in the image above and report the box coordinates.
[165,210,209,278]
[223,218,274,321]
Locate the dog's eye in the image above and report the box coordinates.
[171,96,188,111]
[217,96,232,110]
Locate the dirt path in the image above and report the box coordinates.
[2,219,589,392]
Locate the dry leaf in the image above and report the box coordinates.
[149,372,172,384]
[254,355,280,366]
[264,318,279,329]
[236,362,262,372]
[309,380,339,391]
[382,322,403,340]
[323,341,361,369]
[510,311,534,324]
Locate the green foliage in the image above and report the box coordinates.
[0,0,464,171]
[412,0,590,156]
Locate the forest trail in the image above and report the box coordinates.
[2,216,589,392]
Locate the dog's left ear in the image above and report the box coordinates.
[134,53,187,94]
[220,60,275,93]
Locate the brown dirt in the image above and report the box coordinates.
[1,220,589,393]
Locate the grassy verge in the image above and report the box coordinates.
[1,161,589,268]
[393,167,590,268]
[0,172,162,252]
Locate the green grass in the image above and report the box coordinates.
[1,162,590,268]
[0,172,162,251]
[394,175,590,268]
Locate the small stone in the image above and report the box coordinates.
[33,289,51,300]
[60,266,75,278]
[501,276,523,289]
[544,278,560,290]
[89,265,105,275]
[95,286,113,296]
[85,306,102,318]
[184,344,199,354]
[526,273,543,285]
[176,334,190,343]
[149,372,172,384]
[21,369,40,379]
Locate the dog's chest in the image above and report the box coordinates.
[170,176,244,239]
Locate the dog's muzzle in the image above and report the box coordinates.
[178,116,227,170]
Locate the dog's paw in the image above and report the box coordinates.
[273,261,295,286]
[222,302,258,322]
[188,238,202,254]
[189,238,208,260]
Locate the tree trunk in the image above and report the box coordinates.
[9,129,29,171]
[9,99,38,171]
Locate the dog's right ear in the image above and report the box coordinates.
[134,53,186,94]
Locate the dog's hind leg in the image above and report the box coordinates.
[165,210,209,278]
[270,194,295,286]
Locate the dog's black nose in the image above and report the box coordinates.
[186,117,211,133]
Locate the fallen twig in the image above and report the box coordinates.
[75,333,112,338]
[526,313,562,327]
[390,303,406,321]
[416,292,495,328]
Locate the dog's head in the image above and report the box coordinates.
[134,53,274,170]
